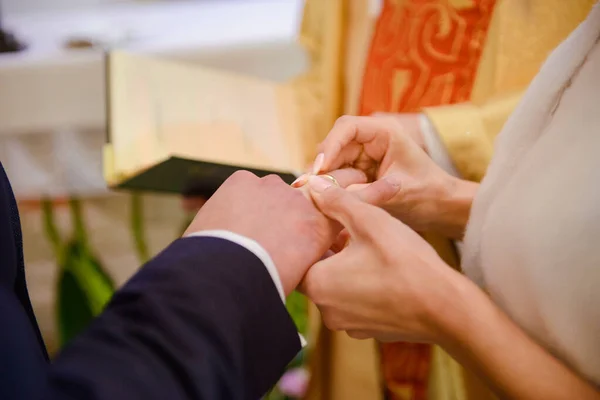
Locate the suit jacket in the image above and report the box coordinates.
[0,163,301,400]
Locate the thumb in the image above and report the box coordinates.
[308,175,376,238]
[348,174,402,207]
[297,248,345,297]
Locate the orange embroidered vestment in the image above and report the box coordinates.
[358,1,497,399]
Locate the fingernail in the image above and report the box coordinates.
[383,174,402,188]
[308,175,332,192]
[291,174,309,188]
[312,153,324,175]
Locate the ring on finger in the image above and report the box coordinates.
[319,174,340,187]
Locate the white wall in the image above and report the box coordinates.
[2,0,253,15]
[3,0,124,14]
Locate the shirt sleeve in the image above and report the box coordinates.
[419,114,461,178]
[419,115,464,255]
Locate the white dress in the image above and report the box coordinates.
[462,2,600,385]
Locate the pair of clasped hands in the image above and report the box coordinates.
[187,115,472,344]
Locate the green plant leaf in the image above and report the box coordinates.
[41,198,65,264]
[53,198,117,348]
[285,291,308,335]
[57,240,116,347]
[66,240,114,315]
[68,197,87,245]
[57,246,95,346]
[131,192,150,263]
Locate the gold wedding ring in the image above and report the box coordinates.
[319,174,340,187]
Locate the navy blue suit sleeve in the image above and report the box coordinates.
[44,237,301,400]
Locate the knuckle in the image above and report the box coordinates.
[347,330,360,339]
[262,174,284,185]
[304,268,323,300]
[369,112,395,126]
[372,112,392,122]
[334,168,367,187]
[302,270,321,301]
[347,330,369,340]
[371,115,401,134]
[323,187,346,208]
[322,312,343,331]
[229,170,256,183]
[334,115,356,129]
[303,267,330,306]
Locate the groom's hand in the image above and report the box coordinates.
[185,170,400,295]
[185,170,340,295]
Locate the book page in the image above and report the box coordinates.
[107,51,305,181]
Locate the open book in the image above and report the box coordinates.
[103,51,308,194]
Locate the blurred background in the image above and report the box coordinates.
[0,1,307,398]
[4,1,592,400]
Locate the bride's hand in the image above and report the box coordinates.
[303,176,600,400]
[296,115,474,239]
[301,175,466,343]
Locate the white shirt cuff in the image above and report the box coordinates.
[184,230,306,347]
[419,114,461,178]
[419,115,464,255]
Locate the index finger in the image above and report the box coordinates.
[307,176,380,239]
[317,116,396,173]
[291,167,367,189]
